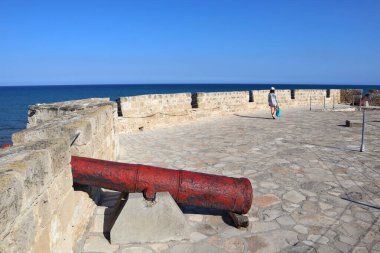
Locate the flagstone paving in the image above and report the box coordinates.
[79,108,380,253]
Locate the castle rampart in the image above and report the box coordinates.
[0,89,340,252]
[117,89,340,132]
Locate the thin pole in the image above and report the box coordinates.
[309,96,311,111]
[360,110,366,152]
[352,95,355,107]
[359,90,362,111]
[333,96,335,110]
[323,96,326,111]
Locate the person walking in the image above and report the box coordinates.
[268,87,279,119]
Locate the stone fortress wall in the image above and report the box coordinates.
[118,89,340,133]
[0,98,119,253]
[0,89,340,252]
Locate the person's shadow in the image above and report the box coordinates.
[234,114,273,120]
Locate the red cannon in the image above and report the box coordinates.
[71,156,253,214]
[0,143,12,149]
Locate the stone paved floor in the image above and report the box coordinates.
[79,108,380,253]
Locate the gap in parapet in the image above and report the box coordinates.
[116,98,123,117]
[191,93,198,108]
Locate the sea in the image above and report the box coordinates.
[0,83,379,146]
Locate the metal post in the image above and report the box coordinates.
[323,96,326,111]
[333,96,335,110]
[360,110,366,152]
[359,90,362,111]
[309,96,311,111]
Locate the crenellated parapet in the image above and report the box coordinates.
[117,89,341,133]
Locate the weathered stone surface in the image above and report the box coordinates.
[259,181,279,189]
[245,230,298,253]
[60,190,95,245]
[121,247,153,253]
[83,235,118,253]
[31,224,52,253]
[208,236,245,253]
[286,245,317,253]
[252,194,281,208]
[190,232,208,242]
[307,235,329,245]
[293,224,308,234]
[168,242,227,253]
[362,227,380,244]
[13,103,118,161]
[111,192,190,244]
[292,213,336,226]
[338,222,367,239]
[318,202,333,210]
[220,227,247,238]
[0,172,22,239]
[89,213,114,233]
[300,181,332,193]
[354,212,374,223]
[317,245,340,253]
[302,201,319,213]
[352,247,369,253]
[149,243,170,252]
[339,235,358,245]
[283,190,306,203]
[24,138,70,177]
[262,209,283,221]
[250,221,280,233]
[334,241,351,252]
[0,150,51,212]
[372,242,380,252]
[276,215,296,226]
[0,209,35,253]
[185,213,203,223]
[27,98,111,127]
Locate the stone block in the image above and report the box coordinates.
[24,138,71,177]
[1,138,70,178]
[1,150,52,211]
[110,192,190,244]
[0,209,36,253]
[67,191,96,244]
[38,189,95,253]
[0,172,22,239]
[27,98,111,128]
[31,224,51,253]
[12,121,71,145]
[63,118,93,146]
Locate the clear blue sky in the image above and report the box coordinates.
[0,0,379,86]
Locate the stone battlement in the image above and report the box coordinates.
[0,89,341,253]
[117,89,340,132]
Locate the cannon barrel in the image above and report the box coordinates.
[71,156,253,214]
[0,143,12,149]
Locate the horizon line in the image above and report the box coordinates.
[0,83,378,88]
